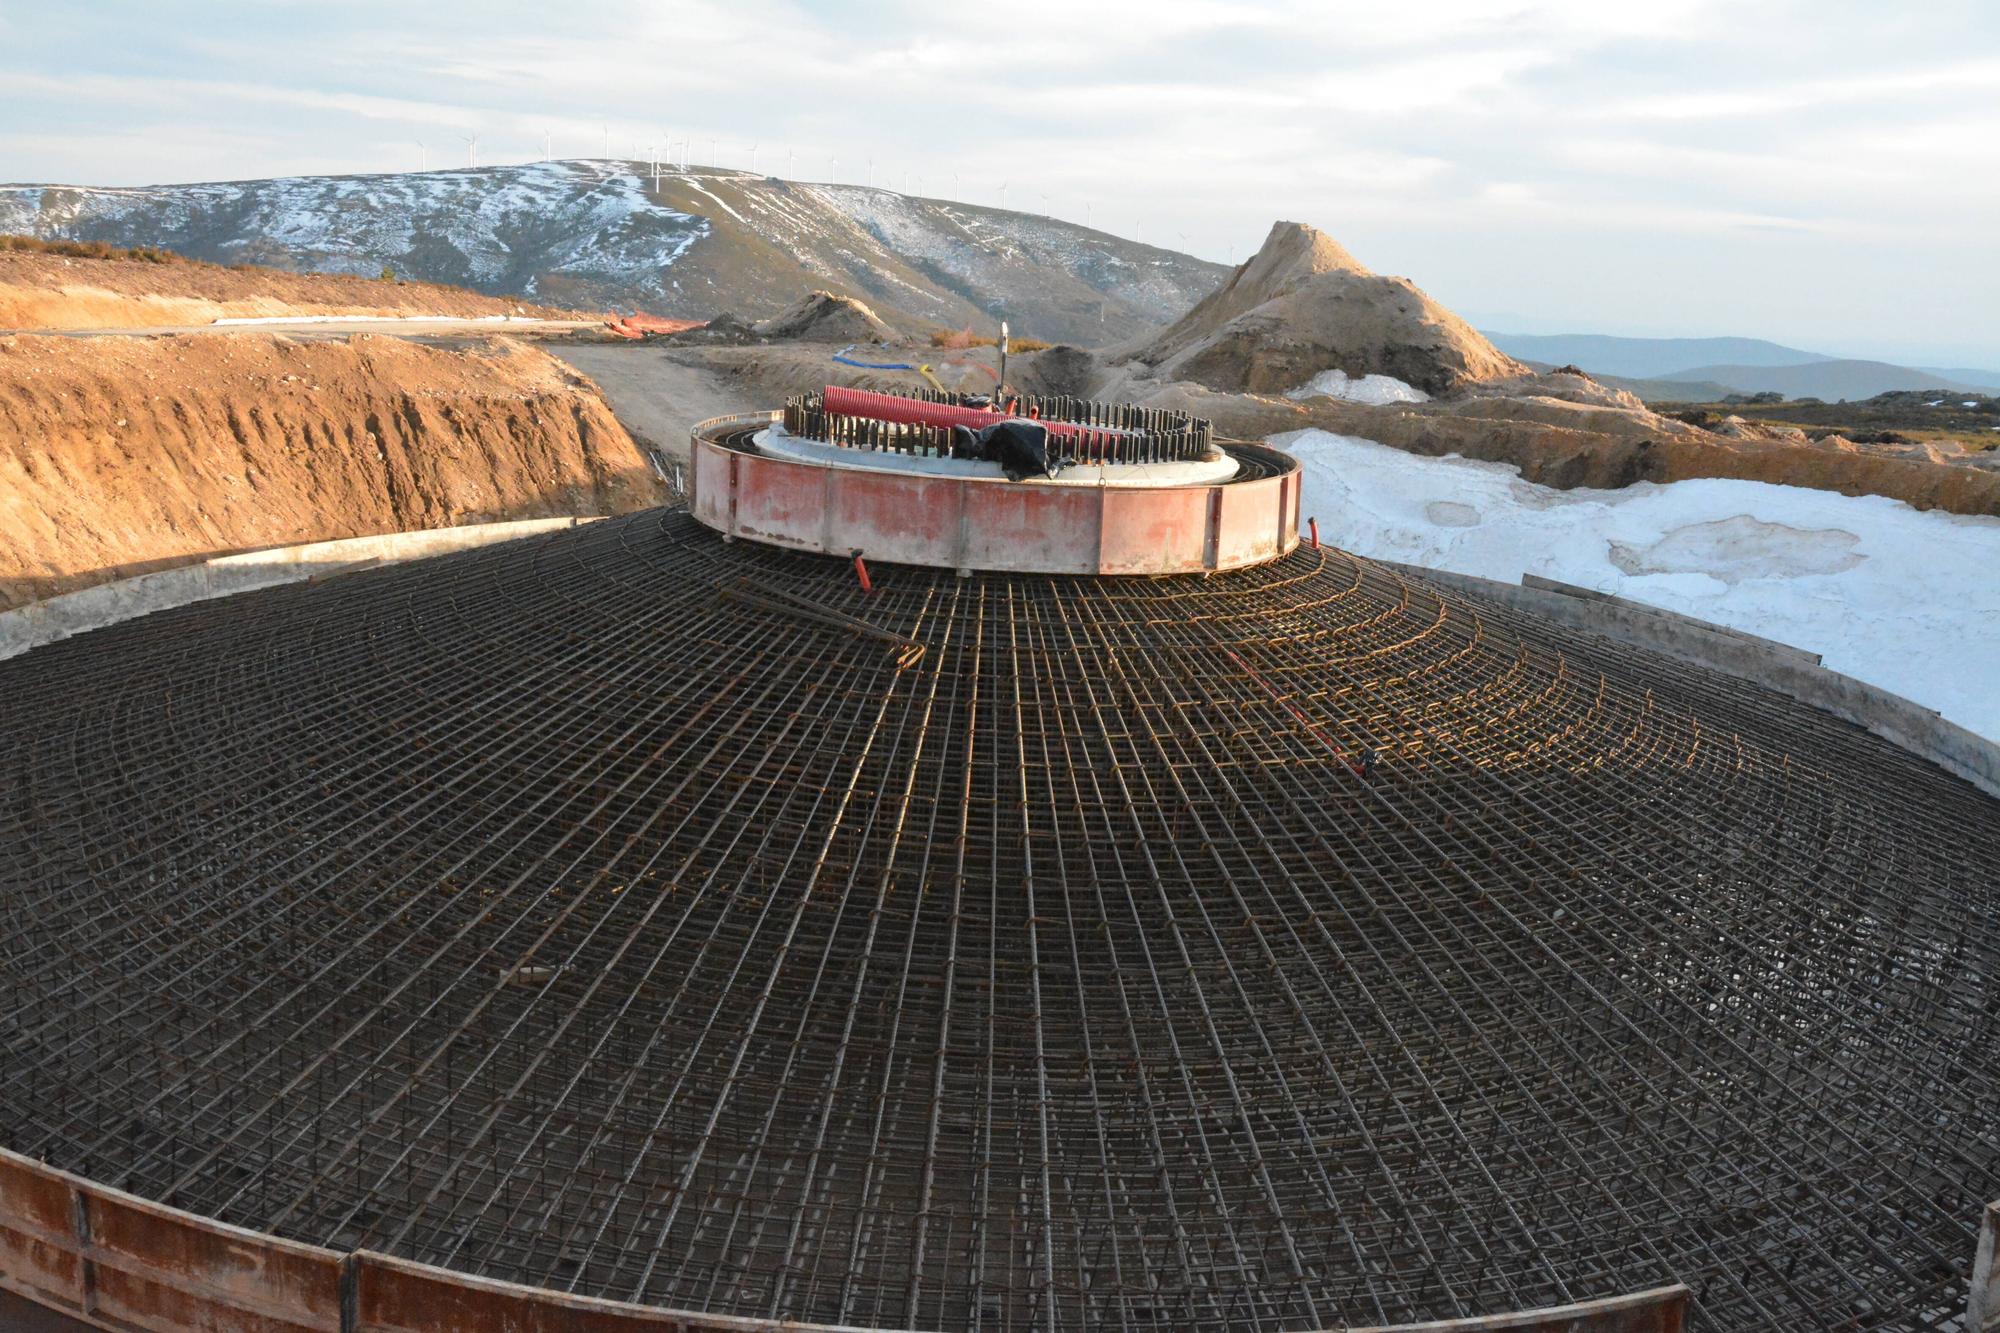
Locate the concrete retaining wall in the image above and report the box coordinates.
[0,516,603,663]
[1392,561,2000,799]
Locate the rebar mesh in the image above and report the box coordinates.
[2,506,1996,1331]
[784,387,1214,465]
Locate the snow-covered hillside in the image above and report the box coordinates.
[1288,429,2000,742]
[0,162,1226,341]
[803,185,1210,328]
[1,162,707,306]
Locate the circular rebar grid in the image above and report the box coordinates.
[1,507,1996,1332]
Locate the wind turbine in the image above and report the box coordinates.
[998,180,1008,209]
[787,146,795,175]
[414,140,427,172]
[831,154,838,182]
[866,156,874,188]
[460,134,478,168]
[708,136,717,166]
[541,128,551,162]
[748,141,759,173]
[601,124,610,159]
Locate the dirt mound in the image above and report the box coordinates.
[1137,221,1365,365]
[0,332,663,609]
[1465,368,1649,412]
[0,251,581,331]
[752,290,895,343]
[1125,221,1525,396]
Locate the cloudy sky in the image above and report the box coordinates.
[5,1,1996,365]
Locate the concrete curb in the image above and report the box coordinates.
[0,516,604,663]
[1388,560,2000,799]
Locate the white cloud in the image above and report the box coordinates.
[0,0,1993,362]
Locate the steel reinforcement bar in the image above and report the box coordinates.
[786,387,1214,466]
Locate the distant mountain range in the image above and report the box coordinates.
[0,161,1228,344]
[1485,331,2000,402]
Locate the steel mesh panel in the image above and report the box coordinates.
[1,506,1995,1332]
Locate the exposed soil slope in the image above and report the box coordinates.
[0,332,663,608]
[1126,221,1525,395]
[0,251,581,331]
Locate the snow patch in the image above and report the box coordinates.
[1607,516,1864,584]
[1285,428,2000,743]
[0,163,709,300]
[1286,369,1429,405]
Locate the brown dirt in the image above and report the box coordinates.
[1124,222,1526,395]
[0,332,665,609]
[0,252,584,330]
[752,290,897,342]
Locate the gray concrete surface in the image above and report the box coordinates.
[0,517,602,662]
[1392,560,2000,799]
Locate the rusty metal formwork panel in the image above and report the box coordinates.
[688,414,1300,575]
[0,1148,1691,1332]
[2,507,1998,1331]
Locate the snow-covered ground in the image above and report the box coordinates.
[1285,429,2000,743]
[1286,369,1430,405]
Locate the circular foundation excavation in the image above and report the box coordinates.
[1,391,1996,1333]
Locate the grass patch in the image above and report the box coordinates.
[0,234,196,265]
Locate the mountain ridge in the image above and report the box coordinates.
[1483,331,1837,378]
[1490,330,1997,402]
[0,160,1229,345]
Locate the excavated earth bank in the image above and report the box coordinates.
[0,332,664,608]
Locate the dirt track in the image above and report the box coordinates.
[0,252,583,331]
[0,332,664,609]
[549,344,755,460]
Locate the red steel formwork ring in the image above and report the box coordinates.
[688,412,1301,576]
